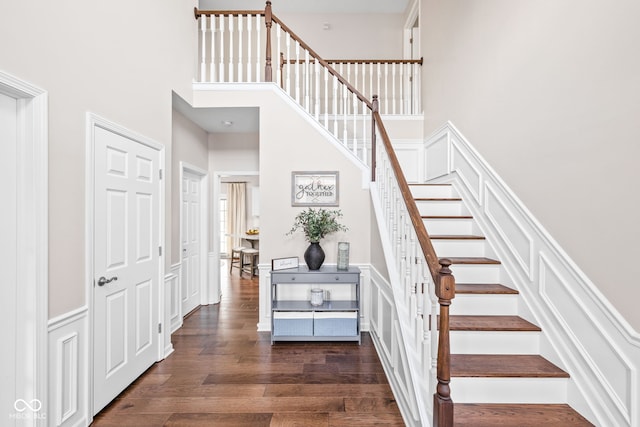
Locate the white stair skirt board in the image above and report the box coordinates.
[450,377,568,404]
[450,330,541,355]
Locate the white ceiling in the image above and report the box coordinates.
[173,92,259,134]
[198,0,410,14]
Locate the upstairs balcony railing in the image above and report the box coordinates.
[194,3,454,426]
[195,3,421,166]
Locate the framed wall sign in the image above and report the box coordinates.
[291,171,339,206]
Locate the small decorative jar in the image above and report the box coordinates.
[310,288,324,306]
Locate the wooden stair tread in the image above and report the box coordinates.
[456,283,518,294]
[430,235,485,240]
[450,315,541,331]
[454,403,594,426]
[451,354,569,378]
[442,257,501,265]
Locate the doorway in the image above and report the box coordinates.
[88,114,165,415]
[179,163,209,316]
[0,71,48,423]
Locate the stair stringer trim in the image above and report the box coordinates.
[424,121,640,427]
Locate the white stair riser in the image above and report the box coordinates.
[451,331,540,354]
[415,201,467,216]
[409,185,454,199]
[450,377,568,403]
[451,294,518,315]
[432,239,487,258]
[423,218,474,235]
[447,265,501,283]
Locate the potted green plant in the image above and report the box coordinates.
[287,208,348,270]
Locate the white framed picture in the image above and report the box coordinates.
[291,171,339,206]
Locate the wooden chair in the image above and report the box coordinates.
[240,248,259,277]
[230,246,246,274]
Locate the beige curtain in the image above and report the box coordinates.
[227,183,246,251]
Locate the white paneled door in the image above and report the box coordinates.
[181,170,203,316]
[93,126,161,414]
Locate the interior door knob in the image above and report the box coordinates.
[97,276,118,286]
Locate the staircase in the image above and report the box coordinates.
[412,183,593,426]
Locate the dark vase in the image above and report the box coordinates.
[304,242,325,270]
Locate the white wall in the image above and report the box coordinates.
[194,85,371,267]
[0,0,198,318]
[420,0,640,331]
[276,12,405,59]
[171,109,209,263]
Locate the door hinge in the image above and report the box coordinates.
[158,323,162,333]
[159,169,163,180]
[159,246,162,256]
[409,37,413,44]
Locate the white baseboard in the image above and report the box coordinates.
[424,121,640,427]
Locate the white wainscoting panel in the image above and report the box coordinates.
[369,266,422,427]
[424,121,640,427]
[168,263,182,334]
[392,140,424,183]
[48,307,89,427]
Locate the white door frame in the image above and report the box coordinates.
[0,70,48,425]
[212,170,259,302]
[85,113,166,417]
[179,162,210,307]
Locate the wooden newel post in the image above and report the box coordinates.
[434,258,455,427]
[371,95,378,182]
[264,1,273,82]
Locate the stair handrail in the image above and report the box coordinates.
[372,96,455,426]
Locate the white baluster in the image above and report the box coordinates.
[219,16,225,81]
[369,62,374,101]
[323,67,328,126]
[342,85,348,145]
[392,63,397,114]
[237,15,243,81]
[304,50,310,110]
[209,16,216,82]
[314,60,320,120]
[352,92,357,155]
[295,41,300,103]
[332,74,338,136]
[246,14,252,82]
[376,63,381,112]
[228,16,234,82]
[255,14,261,82]
[275,22,281,86]
[384,63,389,114]
[199,16,207,82]
[285,34,291,94]
[361,100,367,164]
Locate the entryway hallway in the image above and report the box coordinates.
[92,267,404,426]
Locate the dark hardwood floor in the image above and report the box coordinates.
[92,264,405,426]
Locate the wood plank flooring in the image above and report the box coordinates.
[92,266,404,426]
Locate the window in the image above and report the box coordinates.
[219,195,228,256]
